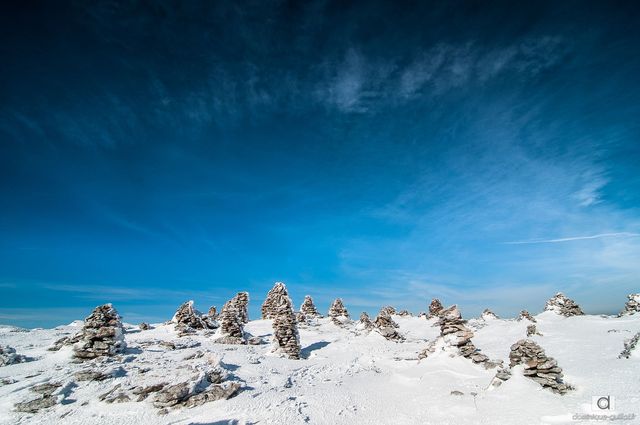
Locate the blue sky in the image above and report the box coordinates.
[1,1,639,328]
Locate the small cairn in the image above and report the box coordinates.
[208,306,218,320]
[271,286,301,359]
[295,312,307,323]
[139,322,150,331]
[427,298,444,318]
[481,309,499,320]
[328,298,350,325]
[216,293,247,344]
[544,292,584,316]
[397,310,412,317]
[373,309,404,342]
[380,306,396,316]
[620,293,640,316]
[357,312,374,332]
[171,300,216,335]
[526,324,542,337]
[507,339,570,394]
[73,304,126,359]
[618,332,640,359]
[300,295,321,318]
[517,310,537,323]
[439,305,489,364]
[262,282,288,319]
[0,345,30,366]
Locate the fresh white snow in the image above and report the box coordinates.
[1,312,639,424]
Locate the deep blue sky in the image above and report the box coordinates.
[1,1,639,328]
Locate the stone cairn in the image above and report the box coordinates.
[73,304,126,360]
[216,293,248,344]
[172,300,217,336]
[300,295,321,318]
[397,309,412,317]
[544,292,584,316]
[261,282,288,319]
[139,322,150,331]
[357,312,374,331]
[208,306,218,319]
[481,309,499,320]
[419,305,490,366]
[618,332,640,359]
[380,306,396,316]
[620,293,640,316]
[526,324,542,337]
[270,284,301,359]
[502,339,570,394]
[517,310,537,322]
[373,309,405,342]
[427,298,444,319]
[328,298,350,325]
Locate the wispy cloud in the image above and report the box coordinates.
[504,232,640,245]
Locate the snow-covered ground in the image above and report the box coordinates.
[1,311,639,424]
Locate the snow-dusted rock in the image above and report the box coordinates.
[0,345,30,366]
[262,282,288,319]
[207,306,218,320]
[380,306,396,316]
[526,324,542,337]
[356,312,374,332]
[73,304,126,359]
[216,293,248,345]
[544,292,584,317]
[172,301,217,335]
[271,286,301,359]
[481,309,499,320]
[618,331,640,359]
[509,339,570,394]
[328,298,350,325]
[373,310,405,342]
[139,322,150,331]
[427,298,444,318]
[14,381,63,413]
[620,293,640,316]
[300,295,321,318]
[517,310,537,322]
[397,309,412,317]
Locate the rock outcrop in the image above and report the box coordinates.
[544,293,584,316]
[73,304,126,360]
[328,298,350,325]
[427,298,444,318]
[0,345,30,366]
[172,301,217,335]
[216,293,248,344]
[373,310,405,342]
[300,295,321,318]
[620,293,640,316]
[618,331,640,359]
[262,282,288,319]
[509,339,570,394]
[14,382,62,413]
[271,286,301,359]
[518,310,537,322]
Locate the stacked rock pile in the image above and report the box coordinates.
[300,295,321,318]
[328,298,350,325]
[618,331,640,359]
[427,298,444,318]
[481,309,499,320]
[0,345,30,366]
[380,306,396,316]
[216,293,247,344]
[235,292,249,324]
[544,293,584,316]
[172,301,217,335]
[208,306,218,320]
[139,322,150,331]
[518,310,537,322]
[373,310,404,342]
[73,304,126,360]
[261,282,288,319]
[438,306,490,365]
[397,310,411,316]
[620,293,640,316]
[358,312,374,331]
[507,339,570,394]
[271,287,301,359]
[526,324,542,337]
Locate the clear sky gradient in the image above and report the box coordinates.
[1,1,639,328]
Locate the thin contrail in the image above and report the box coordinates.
[504,232,640,245]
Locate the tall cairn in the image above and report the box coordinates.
[300,295,321,318]
[73,304,126,359]
[216,293,247,344]
[328,298,350,325]
[271,286,301,359]
[262,282,288,319]
[235,291,249,324]
[427,298,444,318]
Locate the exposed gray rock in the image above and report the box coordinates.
[518,310,537,322]
[73,304,126,359]
[544,293,584,317]
[618,331,640,359]
[14,382,62,413]
[427,298,444,318]
[509,339,571,394]
[262,282,288,319]
[620,293,640,316]
[271,285,301,360]
[328,298,350,325]
[300,295,321,318]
